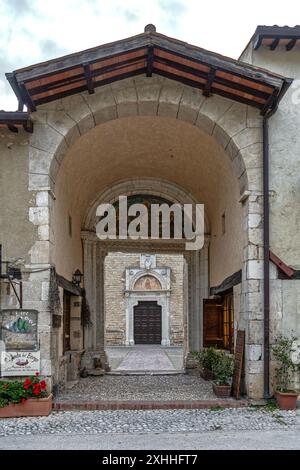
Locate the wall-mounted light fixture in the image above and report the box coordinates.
[72,269,83,287]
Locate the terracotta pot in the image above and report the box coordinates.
[275,391,298,411]
[0,394,52,418]
[200,368,215,381]
[213,382,231,398]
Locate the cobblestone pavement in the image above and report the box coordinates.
[54,374,218,402]
[0,408,297,438]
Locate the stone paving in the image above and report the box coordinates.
[0,408,297,437]
[106,345,184,371]
[54,374,217,402]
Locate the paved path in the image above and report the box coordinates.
[116,345,176,371]
[0,409,299,450]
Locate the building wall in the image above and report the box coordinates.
[104,252,184,346]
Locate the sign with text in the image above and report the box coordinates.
[0,309,38,350]
[1,350,40,376]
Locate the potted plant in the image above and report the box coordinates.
[212,351,234,398]
[198,347,219,380]
[271,334,299,410]
[0,373,52,418]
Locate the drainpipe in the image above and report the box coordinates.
[262,77,292,400]
[263,115,270,400]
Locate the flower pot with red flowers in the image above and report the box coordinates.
[271,334,299,411]
[212,351,234,398]
[0,373,52,418]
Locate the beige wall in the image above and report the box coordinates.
[0,130,34,263]
[240,43,300,268]
[104,252,184,345]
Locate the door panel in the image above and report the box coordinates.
[134,301,162,344]
[203,299,223,348]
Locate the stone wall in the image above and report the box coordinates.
[104,252,184,346]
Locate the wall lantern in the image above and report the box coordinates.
[72,269,83,286]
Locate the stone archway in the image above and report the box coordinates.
[26,76,264,397]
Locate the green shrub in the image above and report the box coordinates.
[198,347,219,371]
[212,352,234,386]
[271,333,300,393]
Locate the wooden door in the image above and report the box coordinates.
[134,301,162,344]
[203,299,223,348]
[63,291,71,352]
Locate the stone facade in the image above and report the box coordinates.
[104,253,184,346]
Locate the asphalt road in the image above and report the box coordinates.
[0,427,300,450]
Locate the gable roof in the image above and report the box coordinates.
[5,25,292,119]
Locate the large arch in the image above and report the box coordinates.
[27,76,264,398]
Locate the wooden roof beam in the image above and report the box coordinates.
[286,38,297,51]
[19,82,36,112]
[83,62,94,94]
[146,46,154,77]
[203,67,216,97]
[270,38,280,51]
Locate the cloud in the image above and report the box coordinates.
[2,0,37,18]
[39,39,68,59]
[158,0,187,14]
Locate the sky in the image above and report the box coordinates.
[0,0,300,110]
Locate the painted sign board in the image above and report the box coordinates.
[0,309,38,350]
[1,350,40,376]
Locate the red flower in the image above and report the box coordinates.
[40,380,46,390]
[24,385,29,390]
[33,388,41,396]
[24,378,31,386]
[21,398,27,403]
[35,372,40,376]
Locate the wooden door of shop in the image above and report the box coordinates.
[134,301,162,344]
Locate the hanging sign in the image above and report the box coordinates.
[0,309,38,350]
[1,350,40,376]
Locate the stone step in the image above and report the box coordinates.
[53,399,249,411]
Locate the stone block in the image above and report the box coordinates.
[239,143,263,169]
[248,345,263,361]
[30,123,63,155]
[232,153,246,178]
[29,241,50,264]
[38,225,50,241]
[46,111,75,137]
[248,320,264,344]
[201,95,233,123]
[41,281,50,301]
[233,127,263,149]
[247,372,264,399]
[159,84,183,106]
[138,101,158,116]
[29,147,52,174]
[212,124,231,149]
[29,207,49,225]
[195,113,214,135]
[157,102,179,118]
[36,191,49,207]
[117,102,138,117]
[217,102,247,137]
[247,259,264,279]
[247,106,263,128]
[29,173,51,191]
